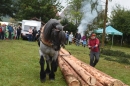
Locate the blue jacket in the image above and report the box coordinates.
[8,26,13,32]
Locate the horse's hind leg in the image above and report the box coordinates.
[39,56,46,82]
[49,60,58,80]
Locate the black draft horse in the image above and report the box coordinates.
[39,19,66,82]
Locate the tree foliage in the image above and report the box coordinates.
[14,0,63,22]
[0,0,16,20]
[67,0,82,26]
[61,18,77,34]
[110,5,130,45]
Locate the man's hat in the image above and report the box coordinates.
[90,32,96,37]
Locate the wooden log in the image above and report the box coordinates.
[70,55,125,86]
[95,81,104,86]
[59,52,96,86]
[60,48,127,86]
[58,56,80,86]
[60,57,89,86]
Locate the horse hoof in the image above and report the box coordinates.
[40,79,46,83]
[49,78,55,81]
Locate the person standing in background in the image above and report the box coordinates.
[5,25,9,40]
[68,32,73,45]
[16,25,21,40]
[65,31,69,45]
[1,24,6,40]
[76,33,81,46]
[28,27,33,41]
[0,24,2,39]
[32,27,37,41]
[88,32,100,67]
[82,35,87,47]
[36,27,42,46]
[8,24,13,40]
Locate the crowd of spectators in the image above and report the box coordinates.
[65,31,87,47]
[0,23,22,40]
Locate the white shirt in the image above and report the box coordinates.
[69,34,73,42]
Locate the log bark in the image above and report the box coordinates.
[60,56,88,86]
[58,56,80,86]
[95,81,104,86]
[59,52,96,86]
[60,48,126,86]
[70,55,124,86]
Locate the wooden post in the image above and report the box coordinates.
[101,0,108,49]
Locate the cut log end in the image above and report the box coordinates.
[87,77,96,85]
[111,80,124,86]
[69,81,80,86]
[67,76,80,86]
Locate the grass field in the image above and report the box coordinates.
[0,40,130,86]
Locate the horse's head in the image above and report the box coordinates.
[51,25,66,51]
[42,19,67,51]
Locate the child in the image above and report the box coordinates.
[83,39,87,47]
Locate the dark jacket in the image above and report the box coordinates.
[76,33,81,40]
[32,29,37,36]
[17,27,21,35]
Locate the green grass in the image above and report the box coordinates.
[0,40,66,86]
[0,40,130,86]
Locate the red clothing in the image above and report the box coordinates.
[88,38,100,52]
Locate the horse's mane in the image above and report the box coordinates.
[43,19,63,41]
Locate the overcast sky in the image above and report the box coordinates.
[59,0,130,16]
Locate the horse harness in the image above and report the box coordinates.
[40,26,53,47]
[40,25,62,48]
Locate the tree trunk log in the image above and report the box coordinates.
[60,48,127,86]
[58,56,80,86]
[70,55,124,86]
[60,56,89,86]
[59,52,96,86]
[95,81,104,86]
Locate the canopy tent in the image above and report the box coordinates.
[95,26,123,46]
[95,26,123,35]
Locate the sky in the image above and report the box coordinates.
[59,0,130,16]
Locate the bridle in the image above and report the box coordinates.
[40,27,63,48]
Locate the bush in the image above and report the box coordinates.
[101,49,130,64]
[101,49,130,59]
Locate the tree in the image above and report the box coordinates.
[110,5,130,45]
[61,18,77,34]
[67,0,82,26]
[9,18,16,23]
[0,0,16,20]
[14,0,63,22]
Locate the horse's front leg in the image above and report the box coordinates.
[39,55,46,82]
[45,60,51,74]
[49,59,58,80]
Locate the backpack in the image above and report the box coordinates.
[0,27,2,32]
